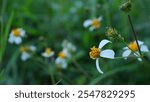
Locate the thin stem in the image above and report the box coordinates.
[91,0,96,18]
[73,60,90,77]
[48,65,55,85]
[55,79,62,85]
[127,15,142,56]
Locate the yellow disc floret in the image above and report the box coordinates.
[20,46,27,53]
[92,19,100,28]
[45,48,52,55]
[58,52,66,59]
[89,46,100,59]
[128,42,138,52]
[12,29,21,37]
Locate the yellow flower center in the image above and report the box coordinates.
[128,42,138,52]
[20,46,27,53]
[45,48,52,55]
[58,52,66,59]
[89,46,100,59]
[12,29,21,37]
[92,19,100,28]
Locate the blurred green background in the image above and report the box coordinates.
[0,0,150,84]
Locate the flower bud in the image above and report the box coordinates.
[120,0,131,13]
[106,27,124,42]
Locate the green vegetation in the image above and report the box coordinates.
[0,0,150,84]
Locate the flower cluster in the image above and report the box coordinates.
[8,28,37,61]
[8,29,76,69]
[84,6,149,74]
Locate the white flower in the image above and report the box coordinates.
[8,28,25,45]
[55,49,69,69]
[21,52,31,61]
[83,16,102,31]
[122,40,149,61]
[55,57,67,69]
[89,39,115,74]
[62,40,76,52]
[42,48,54,58]
[29,45,36,51]
[19,45,36,61]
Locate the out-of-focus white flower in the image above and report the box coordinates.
[83,16,102,31]
[29,45,37,52]
[122,40,149,61]
[42,48,54,58]
[8,28,25,45]
[55,49,69,69]
[55,58,67,69]
[19,45,36,61]
[89,39,115,74]
[62,40,76,52]
[21,52,31,61]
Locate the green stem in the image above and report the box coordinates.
[73,60,90,77]
[127,15,142,56]
[55,79,62,85]
[91,0,96,18]
[49,67,55,85]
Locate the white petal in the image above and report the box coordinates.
[122,50,131,58]
[133,52,142,61]
[98,39,111,49]
[134,51,140,57]
[19,28,26,37]
[8,35,14,44]
[98,16,103,21]
[29,45,36,51]
[96,58,103,74]
[55,58,67,69]
[123,47,128,50]
[89,26,95,31]
[83,19,92,28]
[136,40,144,46]
[100,49,115,59]
[21,52,30,61]
[42,52,54,58]
[61,61,67,69]
[55,58,61,64]
[137,58,142,62]
[140,45,149,52]
[14,37,22,45]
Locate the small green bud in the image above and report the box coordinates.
[120,0,131,13]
